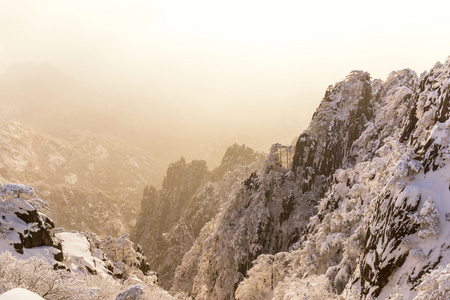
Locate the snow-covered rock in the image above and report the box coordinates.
[248,59,449,300]
[0,186,62,263]
[133,144,265,289]
[171,68,380,300]
[0,190,171,299]
[169,57,450,299]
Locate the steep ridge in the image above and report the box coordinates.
[292,70,374,176]
[171,71,381,299]
[248,68,420,299]
[350,60,450,299]
[0,122,158,236]
[133,157,210,289]
[133,144,265,289]
[233,60,449,300]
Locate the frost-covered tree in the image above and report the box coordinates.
[0,182,49,213]
[0,251,87,299]
[414,263,450,300]
[0,202,13,238]
[83,232,149,280]
[235,255,275,300]
[0,183,36,200]
[414,197,440,239]
[0,250,177,300]
[236,252,293,300]
[388,286,404,300]
[271,275,342,300]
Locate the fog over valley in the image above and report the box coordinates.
[0,61,296,183]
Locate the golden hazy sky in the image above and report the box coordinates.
[1,0,450,158]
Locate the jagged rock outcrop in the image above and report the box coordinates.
[133,144,265,289]
[292,70,374,177]
[171,71,383,300]
[133,157,209,289]
[283,68,420,292]
[0,197,62,261]
[350,59,450,299]
[229,60,449,300]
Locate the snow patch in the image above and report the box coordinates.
[0,288,45,300]
[56,232,108,276]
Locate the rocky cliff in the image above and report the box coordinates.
[133,144,265,289]
[170,70,380,299]
[169,58,449,299]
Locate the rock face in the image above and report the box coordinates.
[352,60,450,299]
[15,207,55,249]
[170,58,450,300]
[292,70,374,177]
[133,144,265,289]
[170,71,382,299]
[134,158,209,288]
[1,197,62,261]
[0,122,159,236]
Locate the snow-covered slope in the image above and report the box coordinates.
[0,122,158,236]
[0,185,178,299]
[170,58,449,299]
[244,61,448,299]
[348,59,450,299]
[0,288,45,300]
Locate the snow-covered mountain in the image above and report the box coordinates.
[133,144,266,289]
[0,122,159,236]
[1,57,448,299]
[169,69,377,299]
[165,59,449,299]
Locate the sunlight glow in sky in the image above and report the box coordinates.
[1,0,449,158]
